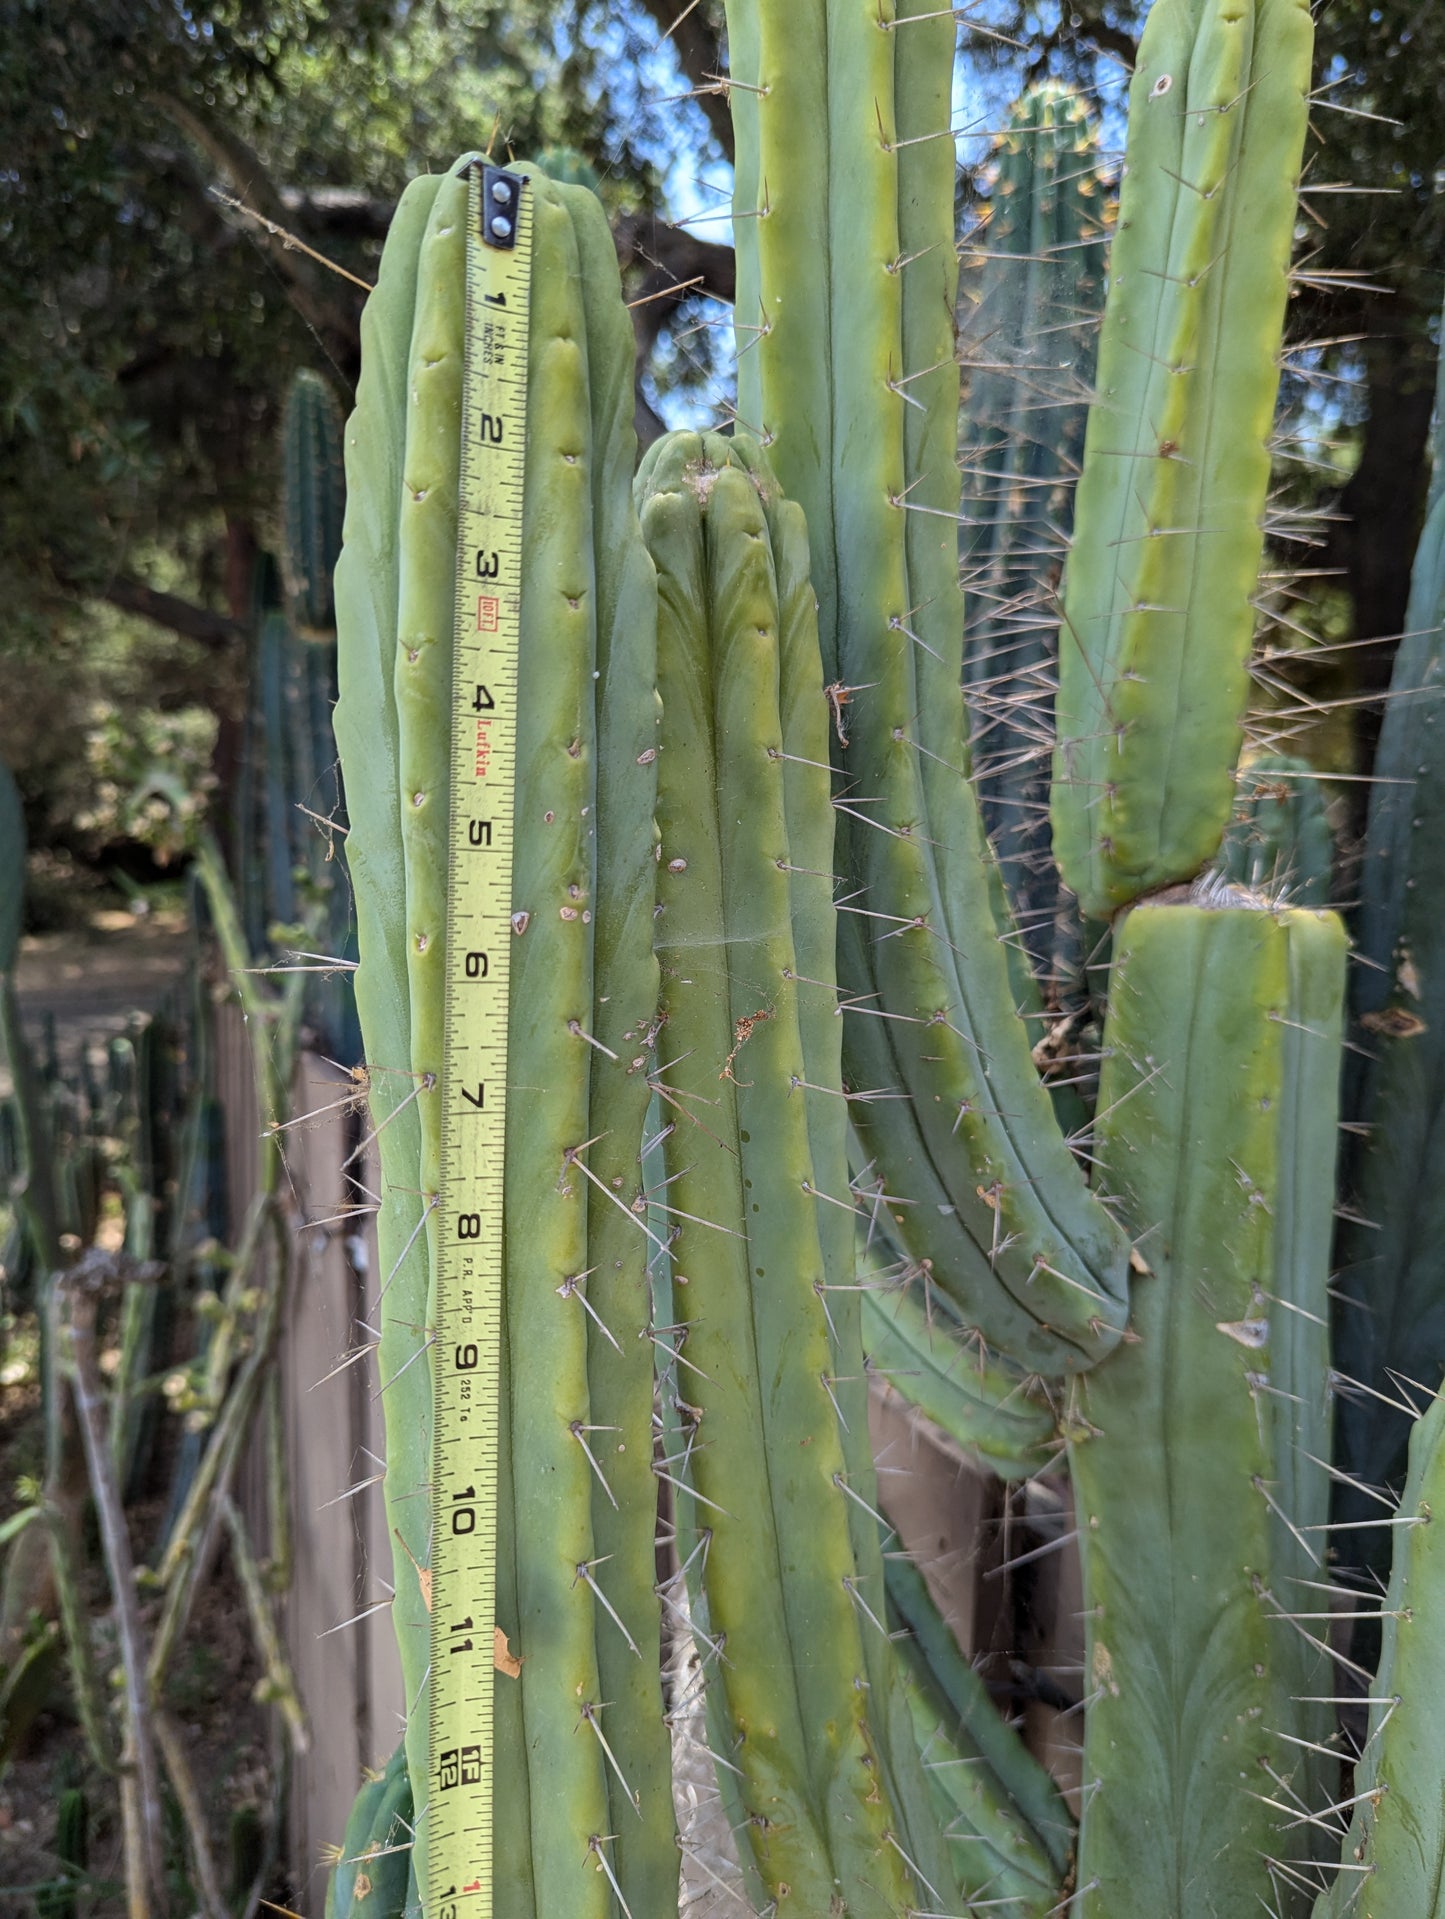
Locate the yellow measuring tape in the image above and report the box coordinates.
[428,160,532,1919]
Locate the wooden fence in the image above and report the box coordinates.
[217,1011,405,1910]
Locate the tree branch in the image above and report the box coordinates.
[633,0,734,161]
[151,93,363,366]
[92,575,246,650]
[614,214,735,444]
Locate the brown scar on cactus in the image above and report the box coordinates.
[721,1005,774,1083]
[494,1626,524,1678]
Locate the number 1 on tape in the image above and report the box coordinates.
[428,159,532,1919]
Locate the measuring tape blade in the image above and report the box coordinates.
[429,159,532,1919]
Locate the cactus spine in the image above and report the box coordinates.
[1052,0,1315,916]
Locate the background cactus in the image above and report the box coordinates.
[1331,321,1445,1628]
[1216,751,1335,905]
[282,368,347,640]
[958,83,1107,980]
[235,371,358,1060]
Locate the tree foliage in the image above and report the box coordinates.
[0,0,1438,854]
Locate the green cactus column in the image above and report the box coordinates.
[1332,315,1445,1601]
[1314,1386,1445,1918]
[1069,895,1344,1917]
[334,160,669,1919]
[726,0,1131,1377]
[640,429,959,1917]
[282,369,347,639]
[1052,0,1315,917]
[959,84,1107,973]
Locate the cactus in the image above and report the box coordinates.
[333,157,668,1916]
[232,373,358,1057]
[1332,330,1445,1595]
[310,5,1445,1914]
[1051,0,1315,917]
[282,368,347,639]
[861,1254,1059,1479]
[1314,1385,1445,1917]
[886,1558,1071,1917]
[959,84,1107,977]
[328,1746,414,1919]
[640,426,958,1914]
[1069,895,1344,1915]
[726,0,1132,1377]
[1217,751,1335,905]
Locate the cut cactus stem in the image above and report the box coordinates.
[1069,893,1345,1917]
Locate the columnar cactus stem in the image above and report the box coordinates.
[332,168,439,1895]
[327,1746,413,1919]
[640,429,950,1916]
[1052,0,1315,917]
[725,0,1131,1377]
[959,85,1106,971]
[1334,326,1445,1579]
[861,1265,1058,1480]
[335,160,667,1919]
[553,180,674,1915]
[1314,1386,1445,1918]
[281,369,347,639]
[1070,896,1344,1916]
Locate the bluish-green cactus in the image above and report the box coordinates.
[1332,314,1445,1596]
[959,83,1107,978]
[282,368,347,639]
